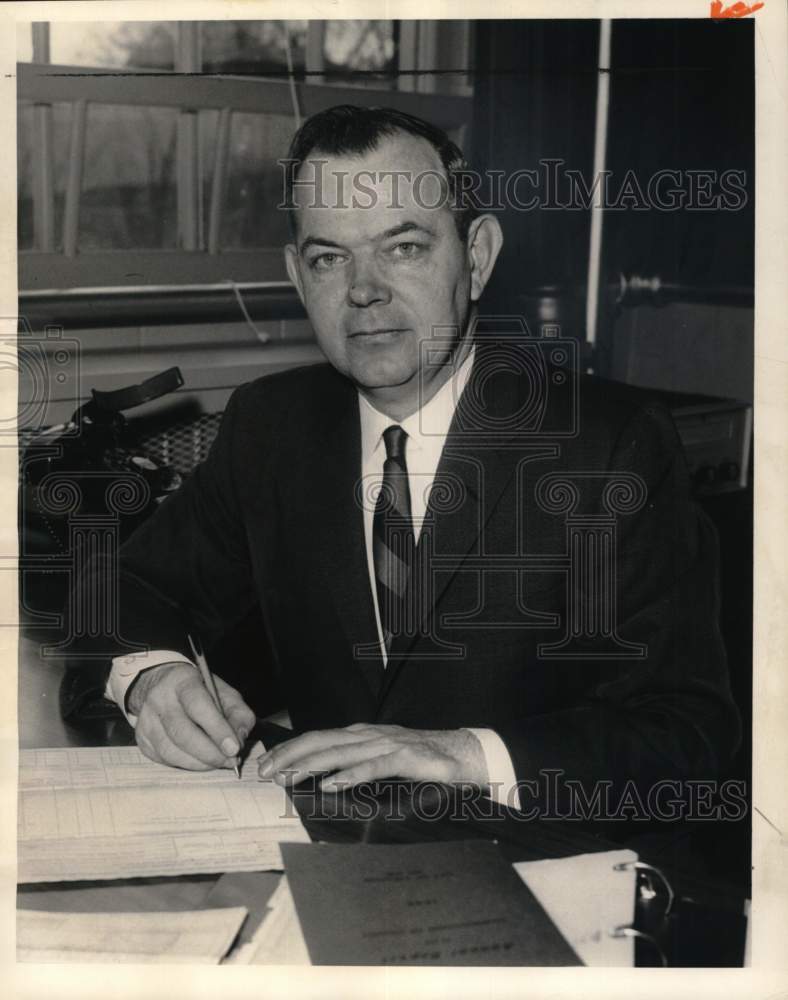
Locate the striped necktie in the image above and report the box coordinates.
[373,424,415,657]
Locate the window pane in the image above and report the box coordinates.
[51,103,73,250]
[16,101,73,252]
[324,20,396,84]
[201,21,306,74]
[221,113,295,249]
[81,105,178,249]
[199,108,219,239]
[17,101,34,249]
[49,21,176,69]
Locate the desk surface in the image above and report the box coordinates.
[17,635,748,965]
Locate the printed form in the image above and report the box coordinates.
[17,906,249,963]
[18,742,309,883]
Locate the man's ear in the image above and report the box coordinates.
[466,214,504,302]
[284,244,306,306]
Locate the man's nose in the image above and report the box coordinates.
[347,258,391,307]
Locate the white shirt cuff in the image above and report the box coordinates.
[465,727,522,811]
[106,650,194,726]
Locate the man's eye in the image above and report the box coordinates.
[310,253,344,271]
[391,242,423,259]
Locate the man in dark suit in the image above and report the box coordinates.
[98,106,739,805]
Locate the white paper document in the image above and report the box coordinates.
[17,906,248,963]
[228,877,311,966]
[514,849,638,967]
[18,742,310,883]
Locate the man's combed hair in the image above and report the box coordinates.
[282,104,478,240]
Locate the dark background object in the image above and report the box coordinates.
[470,19,754,359]
[471,19,598,328]
[470,18,753,893]
[603,20,754,295]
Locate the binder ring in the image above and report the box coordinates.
[613,860,675,917]
[610,925,668,967]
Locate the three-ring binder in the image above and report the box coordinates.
[609,859,676,967]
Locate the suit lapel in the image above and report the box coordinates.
[379,345,530,700]
[297,376,384,695]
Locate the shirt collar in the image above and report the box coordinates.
[359,344,476,465]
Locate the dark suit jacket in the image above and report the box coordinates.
[86,341,740,795]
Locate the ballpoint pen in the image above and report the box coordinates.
[188,633,242,779]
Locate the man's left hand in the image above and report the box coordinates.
[256,724,488,790]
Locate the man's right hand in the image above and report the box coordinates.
[127,662,256,771]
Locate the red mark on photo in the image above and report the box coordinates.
[710,1,765,17]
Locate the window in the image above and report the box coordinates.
[322,21,397,83]
[80,105,179,250]
[47,21,178,70]
[200,21,306,75]
[17,20,473,296]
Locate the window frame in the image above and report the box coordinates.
[17,21,474,295]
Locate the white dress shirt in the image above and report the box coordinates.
[357,346,517,804]
[106,346,519,805]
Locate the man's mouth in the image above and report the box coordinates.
[348,328,409,338]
